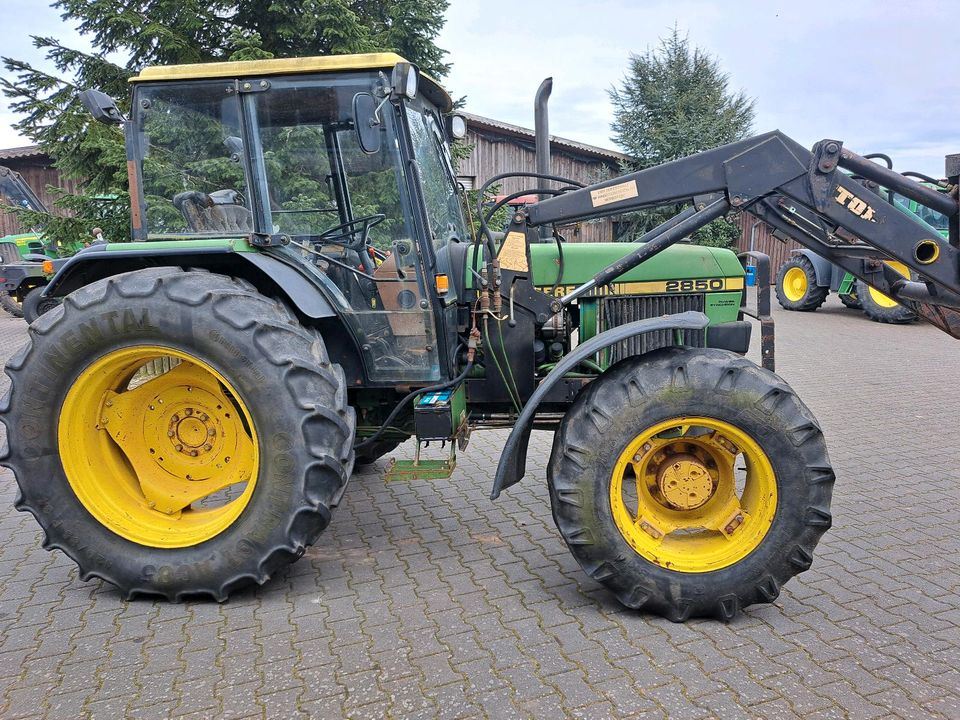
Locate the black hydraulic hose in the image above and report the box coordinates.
[353,355,473,451]
[550,229,565,295]
[475,172,585,257]
[902,170,945,186]
[863,153,894,169]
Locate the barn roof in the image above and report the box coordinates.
[461,113,629,164]
[0,145,46,161]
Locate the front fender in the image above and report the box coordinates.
[491,311,710,499]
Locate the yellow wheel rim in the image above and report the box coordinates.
[782,266,808,302]
[58,346,259,548]
[867,261,910,309]
[609,417,777,573]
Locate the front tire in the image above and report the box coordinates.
[857,262,916,324]
[1,268,355,600]
[775,256,828,311]
[548,347,834,621]
[21,286,60,324]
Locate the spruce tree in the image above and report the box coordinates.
[609,28,755,247]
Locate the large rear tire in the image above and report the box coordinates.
[857,262,916,324]
[1,268,355,600]
[548,347,834,621]
[775,256,828,312]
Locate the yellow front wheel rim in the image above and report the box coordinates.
[58,346,259,548]
[867,261,910,309]
[609,417,777,573]
[782,266,808,302]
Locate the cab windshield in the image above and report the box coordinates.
[134,72,452,382]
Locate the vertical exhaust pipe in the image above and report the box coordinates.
[534,77,553,241]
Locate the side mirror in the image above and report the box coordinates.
[352,92,382,155]
[78,89,124,125]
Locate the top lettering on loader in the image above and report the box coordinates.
[834,186,876,222]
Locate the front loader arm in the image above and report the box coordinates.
[515,130,960,337]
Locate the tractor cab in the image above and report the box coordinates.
[120,54,469,383]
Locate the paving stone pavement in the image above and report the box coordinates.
[0,295,958,719]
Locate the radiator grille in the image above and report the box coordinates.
[0,242,21,265]
[601,294,705,363]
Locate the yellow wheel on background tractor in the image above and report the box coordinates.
[857,261,917,323]
[775,255,828,312]
[2,268,355,600]
[548,347,834,622]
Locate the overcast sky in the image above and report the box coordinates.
[2,0,957,175]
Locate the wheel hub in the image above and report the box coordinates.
[169,407,217,458]
[656,453,714,510]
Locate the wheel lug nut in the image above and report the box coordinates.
[171,414,179,422]
[175,444,183,451]
[167,431,175,438]
[203,444,212,451]
[185,408,193,416]
[190,450,198,457]
[200,413,209,422]
[207,428,216,436]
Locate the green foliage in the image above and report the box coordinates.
[609,28,755,248]
[1,0,451,248]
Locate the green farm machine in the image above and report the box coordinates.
[0,165,86,320]
[5,53,960,621]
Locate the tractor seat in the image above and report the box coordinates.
[172,191,253,233]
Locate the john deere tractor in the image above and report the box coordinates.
[1,53,859,621]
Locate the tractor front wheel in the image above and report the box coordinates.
[21,286,60,324]
[775,256,828,312]
[548,347,834,621]
[1,268,355,600]
[857,262,916,324]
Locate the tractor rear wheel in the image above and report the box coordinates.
[548,347,834,621]
[1,268,355,600]
[857,262,916,324]
[775,256,828,311]
[0,291,23,318]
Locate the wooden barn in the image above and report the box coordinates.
[457,113,630,243]
[0,146,80,237]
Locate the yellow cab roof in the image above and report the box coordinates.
[129,52,453,112]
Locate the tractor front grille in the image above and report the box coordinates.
[601,293,705,363]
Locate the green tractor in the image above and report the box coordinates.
[0,165,87,319]
[2,53,834,622]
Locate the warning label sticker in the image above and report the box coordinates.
[498,231,529,272]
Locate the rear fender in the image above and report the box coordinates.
[491,311,711,499]
[44,245,337,319]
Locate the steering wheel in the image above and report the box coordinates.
[317,214,386,251]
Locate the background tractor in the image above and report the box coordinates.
[8,52,959,622]
[0,165,87,320]
[775,178,950,324]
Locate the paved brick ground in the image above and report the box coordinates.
[1,296,959,719]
